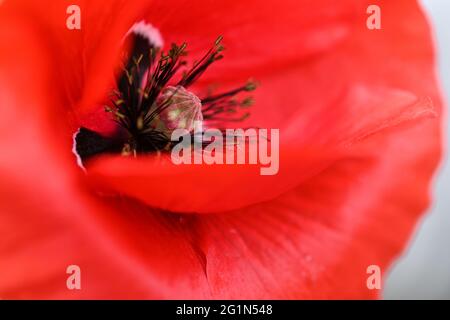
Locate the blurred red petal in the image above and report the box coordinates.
[1,0,151,119]
[146,0,352,79]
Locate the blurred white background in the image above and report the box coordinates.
[384,0,450,300]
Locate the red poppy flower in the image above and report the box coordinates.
[0,0,443,299]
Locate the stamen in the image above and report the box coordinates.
[202,80,257,122]
[178,36,224,88]
[73,26,258,165]
[202,80,257,104]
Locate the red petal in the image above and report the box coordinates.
[1,0,151,120]
[146,0,352,79]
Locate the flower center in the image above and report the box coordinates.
[74,22,257,164]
